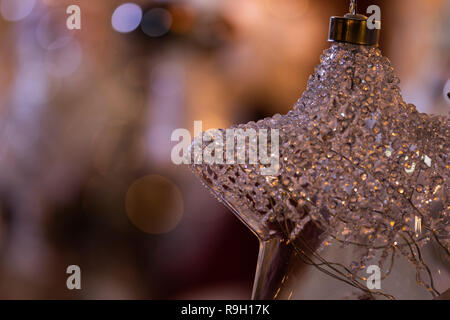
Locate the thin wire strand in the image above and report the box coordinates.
[277,210,395,299]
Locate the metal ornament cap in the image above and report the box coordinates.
[328,13,380,46]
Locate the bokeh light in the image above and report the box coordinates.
[45,40,82,78]
[141,8,172,37]
[112,3,143,33]
[36,11,72,51]
[0,0,35,22]
[125,175,184,234]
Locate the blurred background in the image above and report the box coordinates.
[0,0,448,299]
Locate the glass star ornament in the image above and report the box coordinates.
[189,21,449,301]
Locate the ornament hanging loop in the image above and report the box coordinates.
[350,0,357,15]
